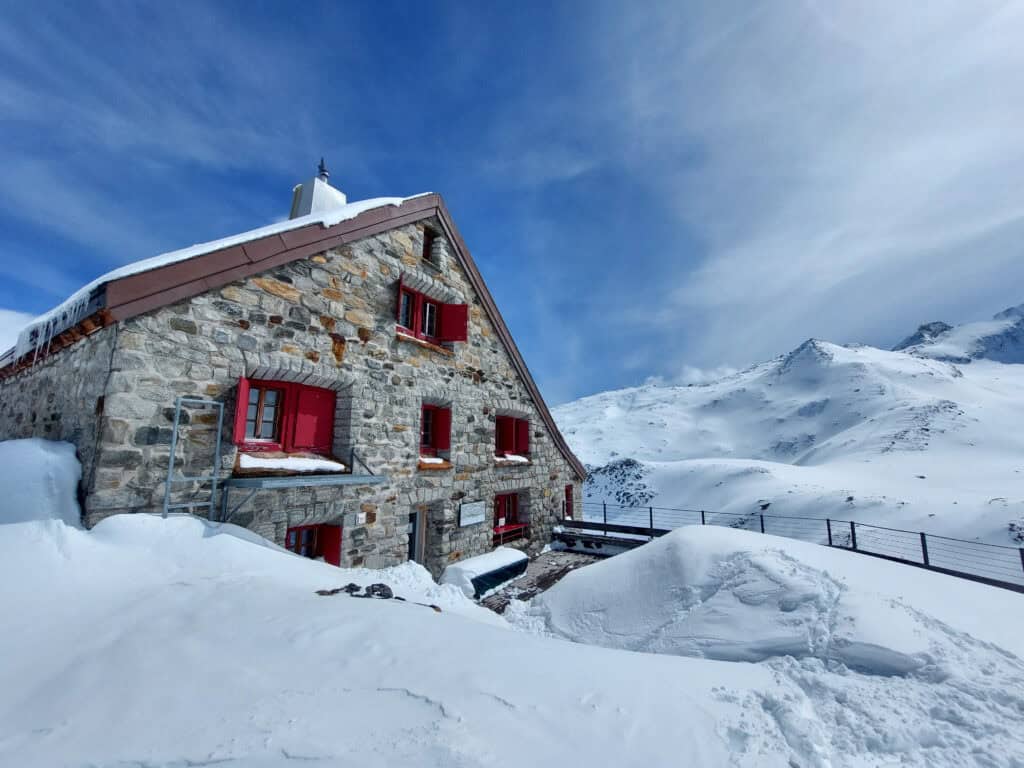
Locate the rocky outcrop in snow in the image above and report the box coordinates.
[894,302,1024,364]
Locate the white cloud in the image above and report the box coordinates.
[584,0,1024,367]
[0,309,34,352]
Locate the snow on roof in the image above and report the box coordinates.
[11,194,430,361]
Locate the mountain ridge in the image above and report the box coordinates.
[553,305,1024,545]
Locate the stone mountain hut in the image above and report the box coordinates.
[0,167,585,576]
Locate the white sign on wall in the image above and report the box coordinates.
[459,500,486,527]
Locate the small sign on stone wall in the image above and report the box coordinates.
[459,500,485,527]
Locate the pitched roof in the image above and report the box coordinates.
[4,194,587,479]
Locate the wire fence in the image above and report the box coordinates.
[564,500,1024,592]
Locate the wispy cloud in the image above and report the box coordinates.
[576,0,1024,368]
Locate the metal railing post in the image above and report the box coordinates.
[759,514,765,534]
[920,532,930,566]
[826,519,833,546]
[1019,548,1023,575]
[649,506,654,541]
[700,510,706,525]
[603,502,607,529]
[850,521,857,550]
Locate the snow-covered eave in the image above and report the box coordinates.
[6,194,433,364]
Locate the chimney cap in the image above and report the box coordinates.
[317,157,329,182]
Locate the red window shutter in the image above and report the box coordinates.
[565,484,574,519]
[438,304,468,342]
[291,386,336,453]
[320,525,342,566]
[434,407,451,451]
[233,377,251,444]
[495,416,511,454]
[515,418,530,455]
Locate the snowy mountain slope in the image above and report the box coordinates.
[3,440,1023,767]
[895,302,1024,363]
[554,333,1024,544]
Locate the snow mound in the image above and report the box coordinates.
[0,439,81,527]
[526,527,930,675]
[512,527,1024,766]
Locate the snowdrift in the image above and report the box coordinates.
[3,439,1023,766]
[0,438,81,527]
[512,526,1024,765]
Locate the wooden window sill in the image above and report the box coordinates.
[418,458,452,471]
[395,331,454,357]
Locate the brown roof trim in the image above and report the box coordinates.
[10,193,586,478]
[430,199,588,479]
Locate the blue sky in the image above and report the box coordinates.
[2,2,1024,404]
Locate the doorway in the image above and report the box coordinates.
[407,509,427,564]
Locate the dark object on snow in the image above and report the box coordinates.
[343,583,362,594]
[364,583,393,599]
[316,587,343,596]
[468,557,530,599]
[759,502,771,511]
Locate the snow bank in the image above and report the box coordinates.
[525,526,937,673]
[2,507,1023,764]
[440,546,529,597]
[0,439,81,527]
[512,527,1024,765]
[238,453,347,473]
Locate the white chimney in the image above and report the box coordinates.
[289,158,348,219]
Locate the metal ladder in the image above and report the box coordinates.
[162,396,225,519]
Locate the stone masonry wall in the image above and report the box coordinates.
[87,218,582,575]
[0,326,117,507]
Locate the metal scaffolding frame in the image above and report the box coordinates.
[162,396,224,520]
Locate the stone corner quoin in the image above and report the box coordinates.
[0,212,584,577]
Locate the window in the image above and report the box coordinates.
[419,404,451,456]
[422,228,437,264]
[493,492,528,544]
[422,299,439,340]
[395,279,468,343]
[286,524,342,566]
[564,484,574,519]
[495,415,530,457]
[234,377,336,455]
[398,289,415,331]
[246,385,283,441]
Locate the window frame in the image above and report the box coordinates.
[495,415,530,458]
[421,298,440,342]
[493,492,528,544]
[420,405,435,455]
[235,378,336,456]
[419,403,451,457]
[422,228,437,266]
[395,280,468,344]
[245,384,284,445]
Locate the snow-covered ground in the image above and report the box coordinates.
[555,306,1024,545]
[509,527,1024,765]
[1,439,1022,766]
